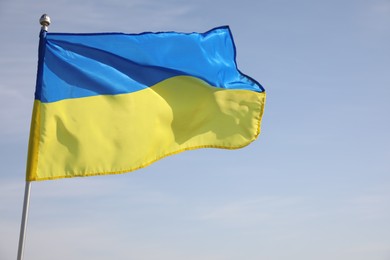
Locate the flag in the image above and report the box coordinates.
[26,26,266,181]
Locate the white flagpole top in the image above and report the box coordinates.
[39,14,51,31]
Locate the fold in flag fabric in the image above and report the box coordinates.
[26,26,266,181]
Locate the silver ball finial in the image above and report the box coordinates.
[39,14,51,31]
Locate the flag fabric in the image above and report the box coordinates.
[26,26,266,181]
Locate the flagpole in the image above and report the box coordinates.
[16,14,51,260]
[16,181,31,260]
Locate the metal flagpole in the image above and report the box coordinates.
[16,14,51,260]
[16,181,31,260]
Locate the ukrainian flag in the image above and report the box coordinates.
[26,26,266,181]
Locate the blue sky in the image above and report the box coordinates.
[0,0,389,259]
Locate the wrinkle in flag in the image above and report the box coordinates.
[26,26,266,181]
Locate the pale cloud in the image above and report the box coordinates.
[197,196,304,227]
[344,242,390,260]
[357,0,390,34]
[0,86,32,138]
[0,180,24,216]
[24,222,230,260]
[343,193,390,221]
[370,0,390,13]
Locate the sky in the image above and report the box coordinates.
[0,0,389,259]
